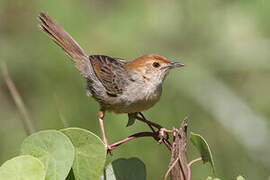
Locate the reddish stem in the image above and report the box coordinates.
[110,131,172,150]
[162,138,172,151]
[188,157,202,167]
[109,113,173,151]
[110,132,155,149]
[187,157,202,180]
[187,165,191,180]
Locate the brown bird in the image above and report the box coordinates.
[38,12,184,152]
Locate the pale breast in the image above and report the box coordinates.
[103,78,163,113]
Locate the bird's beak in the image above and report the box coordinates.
[170,61,184,68]
[161,61,184,70]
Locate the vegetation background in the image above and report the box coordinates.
[1,0,270,179]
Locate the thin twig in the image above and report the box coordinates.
[187,164,191,180]
[162,138,172,151]
[136,113,172,150]
[186,157,202,180]
[110,131,172,151]
[188,157,202,167]
[54,93,68,128]
[0,62,35,135]
[110,131,155,149]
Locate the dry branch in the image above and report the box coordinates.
[165,118,188,180]
[0,62,35,135]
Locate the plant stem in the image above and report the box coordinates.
[110,132,155,149]
[187,157,202,180]
[110,131,172,150]
[188,157,202,167]
[1,62,35,135]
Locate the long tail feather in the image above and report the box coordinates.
[38,12,90,77]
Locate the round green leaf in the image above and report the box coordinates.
[100,158,146,180]
[0,155,45,180]
[190,132,215,173]
[21,130,75,180]
[61,127,106,180]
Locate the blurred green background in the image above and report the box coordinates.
[1,0,270,179]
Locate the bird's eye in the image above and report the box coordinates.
[152,62,160,68]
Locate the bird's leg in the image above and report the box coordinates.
[137,112,162,130]
[138,112,156,133]
[137,112,172,142]
[98,110,112,154]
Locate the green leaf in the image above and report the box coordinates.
[0,155,45,180]
[21,130,75,180]
[100,158,146,180]
[237,176,245,180]
[190,132,215,173]
[61,127,106,180]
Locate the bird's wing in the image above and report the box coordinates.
[89,55,128,96]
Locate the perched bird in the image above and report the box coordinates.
[38,12,184,152]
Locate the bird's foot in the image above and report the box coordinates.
[158,128,173,143]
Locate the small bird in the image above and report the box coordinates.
[38,12,184,152]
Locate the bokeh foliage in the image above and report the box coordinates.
[1,0,270,179]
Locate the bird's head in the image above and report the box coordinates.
[127,54,184,85]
